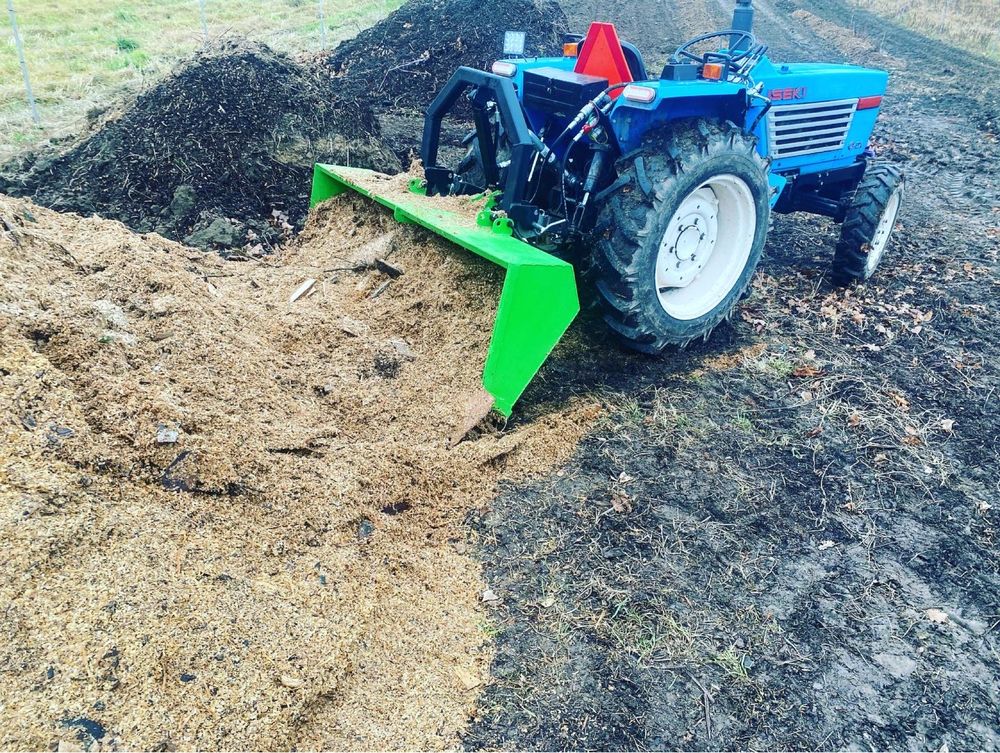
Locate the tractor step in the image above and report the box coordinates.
[310,164,580,417]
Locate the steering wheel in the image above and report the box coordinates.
[672,29,759,68]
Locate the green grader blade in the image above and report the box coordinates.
[310,164,580,417]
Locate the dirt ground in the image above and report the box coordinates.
[465,0,1000,750]
[1,0,998,750]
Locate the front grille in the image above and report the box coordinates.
[767,98,858,159]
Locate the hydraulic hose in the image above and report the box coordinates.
[537,82,631,164]
[529,82,632,218]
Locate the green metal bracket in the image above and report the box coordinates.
[310,164,580,416]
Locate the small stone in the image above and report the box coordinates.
[455,667,481,690]
[48,424,75,443]
[165,185,196,221]
[280,674,305,689]
[339,317,369,337]
[389,338,415,360]
[184,217,243,249]
[481,588,500,604]
[156,424,180,444]
[926,608,949,624]
[92,299,129,329]
[179,673,196,683]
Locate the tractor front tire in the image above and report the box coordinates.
[830,163,904,286]
[595,119,771,353]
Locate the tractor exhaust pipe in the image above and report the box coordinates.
[731,0,754,52]
[732,0,754,34]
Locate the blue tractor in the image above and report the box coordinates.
[312,0,904,414]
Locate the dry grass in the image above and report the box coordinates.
[848,0,1000,60]
[0,0,402,160]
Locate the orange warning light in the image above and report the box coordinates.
[701,62,724,80]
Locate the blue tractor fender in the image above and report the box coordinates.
[608,80,750,152]
[608,81,786,206]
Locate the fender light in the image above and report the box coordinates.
[491,61,518,77]
[857,95,883,110]
[622,85,657,103]
[563,42,579,57]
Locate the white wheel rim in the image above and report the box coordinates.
[865,188,902,276]
[655,174,757,321]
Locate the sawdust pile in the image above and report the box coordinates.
[0,193,598,750]
[1,42,400,251]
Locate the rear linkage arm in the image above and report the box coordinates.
[421,67,537,214]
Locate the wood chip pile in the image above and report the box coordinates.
[0,194,597,750]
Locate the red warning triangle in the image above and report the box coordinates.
[574,22,633,97]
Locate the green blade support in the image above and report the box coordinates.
[311,164,580,416]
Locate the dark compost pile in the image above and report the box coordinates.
[1,42,399,249]
[326,0,568,111]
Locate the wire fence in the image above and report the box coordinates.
[0,0,399,154]
[5,0,38,124]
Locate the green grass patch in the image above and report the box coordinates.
[113,8,138,24]
[712,647,751,683]
[0,0,405,159]
[115,36,140,52]
[107,50,150,71]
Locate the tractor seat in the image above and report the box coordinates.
[621,42,649,81]
[574,22,648,90]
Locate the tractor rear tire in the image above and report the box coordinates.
[453,132,489,193]
[830,163,904,286]
[452,124,509,194]
[595,119,771,353]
